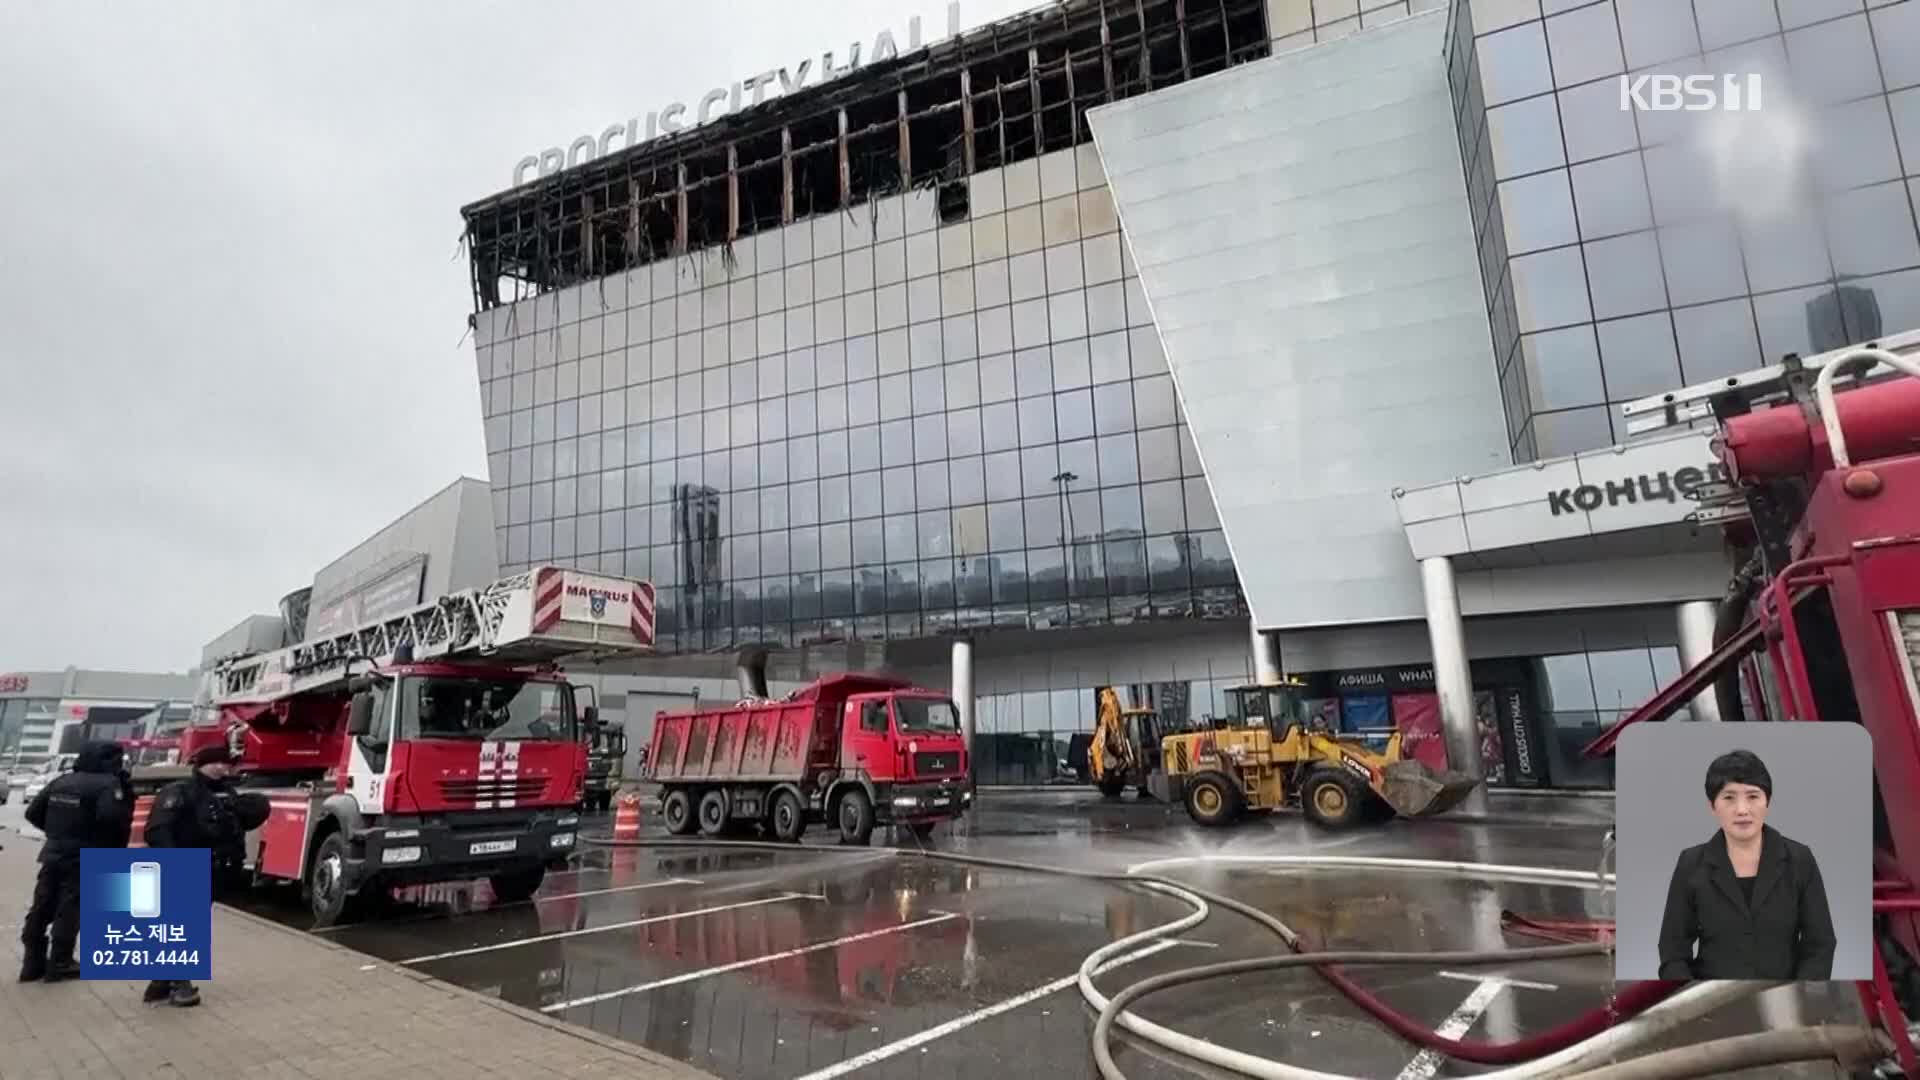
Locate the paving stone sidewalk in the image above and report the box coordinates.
[0,831,710,1080]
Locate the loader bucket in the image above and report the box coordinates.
[1378,760,1481,818]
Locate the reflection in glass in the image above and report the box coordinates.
[853,519,884,566]
[1027,547,1067,603]
[991,551,1027,606]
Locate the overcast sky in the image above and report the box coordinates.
[0,0,1035,674]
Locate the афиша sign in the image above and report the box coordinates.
[512,3,964,187]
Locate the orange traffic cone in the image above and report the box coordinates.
[129,795,154,849]
[612,788,642,841]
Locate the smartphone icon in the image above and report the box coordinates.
[128,862,162,919]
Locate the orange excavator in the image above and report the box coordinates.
[1088,686,1162,798]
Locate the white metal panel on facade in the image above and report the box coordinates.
[1088,10,1510,630]
[200,615,286,666]
[309,477,498,620]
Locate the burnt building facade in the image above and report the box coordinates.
[461,0,1918,788]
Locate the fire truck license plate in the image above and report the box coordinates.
[469,839,518,856]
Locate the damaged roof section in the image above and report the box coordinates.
[460,0,1270,313]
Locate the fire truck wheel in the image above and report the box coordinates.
[769,790,806,843]
[489,865,546,904]
[697,789,730,837]
[307,832,355,928]
[836,788,875,846]
[662,789,697,835]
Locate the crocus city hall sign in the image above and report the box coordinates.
[513,3,964,187]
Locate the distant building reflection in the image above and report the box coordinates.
[658,482,1242,651]
[1806,283,1881,354]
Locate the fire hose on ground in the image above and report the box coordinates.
[586,836,1889,1078]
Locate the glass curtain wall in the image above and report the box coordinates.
[1448,0,1920,461]
[1534,642,1685,788]
[474,148,1247,653]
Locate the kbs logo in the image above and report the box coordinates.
[1619,73,1762,112]
[0,673,28,693]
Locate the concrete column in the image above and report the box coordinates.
[1467,831,1521,1040]
[1675,599,1723,722]
[951,637,975,760]
[1420,556,1489,815]
[1249,619,1283,685]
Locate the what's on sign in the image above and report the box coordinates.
[80,848,212,981]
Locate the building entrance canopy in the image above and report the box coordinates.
[1392,428,1724,570]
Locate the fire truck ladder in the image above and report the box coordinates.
[1620,326,1920,438]
[212,571,540,703]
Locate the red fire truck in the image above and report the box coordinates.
[644,654,972,845]
[1583,330,1920,1071]
[131,565,656,925]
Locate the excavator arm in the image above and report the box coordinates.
[1090,687,1139,792]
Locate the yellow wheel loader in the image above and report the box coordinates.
[1151,680,1481,828]
[1088,687,1162,798]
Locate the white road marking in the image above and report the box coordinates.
[1394,979,1507,1080]
[312,877,704,933]
[543,911,964,1013]
[398,892,823,965]
[1437,970,1557,992]
[791,938,1187,1079]
[540,877,703,902]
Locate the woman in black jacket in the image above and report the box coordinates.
[1657,749,1836,980]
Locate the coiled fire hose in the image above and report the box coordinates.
[588,836,1882,1078]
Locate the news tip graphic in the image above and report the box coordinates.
[80,848,212,981]
[1612,723,1871,982]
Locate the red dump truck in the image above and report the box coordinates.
[643,671,972,845]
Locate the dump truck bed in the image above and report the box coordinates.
[646,698,831,785]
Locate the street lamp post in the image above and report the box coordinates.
[1051,470,1078,594]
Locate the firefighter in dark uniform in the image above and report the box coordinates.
[20,740,134,982]
[141,744,248,1007]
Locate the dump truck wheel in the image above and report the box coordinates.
[1097,776,1126,798]
[697,789,730,837]
[1302,769,1367,829]
[1184,772,1241,827]
[837,789,875,846]
[769,790,806,843]
[662,788,697,835]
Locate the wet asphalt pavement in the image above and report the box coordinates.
[215,791,1859,1080]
